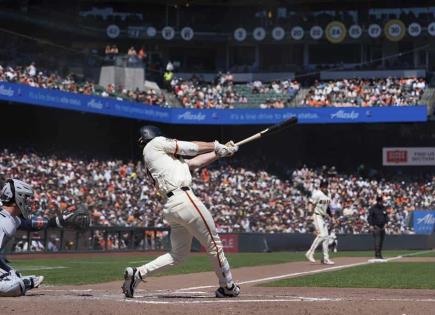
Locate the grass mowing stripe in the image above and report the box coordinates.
[7,250,427,285]
[10,252,307,285]
[263,262,435,289]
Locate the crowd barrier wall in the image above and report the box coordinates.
[7,227,434,254]
[0,82,427,125]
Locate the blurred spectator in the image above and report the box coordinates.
[138,47,146,61]
[26,62,36,77]
[105,45,119,62]
[166,61,174,72]
[127,46,138,64]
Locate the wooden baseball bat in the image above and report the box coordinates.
[235,116,298,146]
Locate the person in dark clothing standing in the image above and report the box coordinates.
[368,196,389,259]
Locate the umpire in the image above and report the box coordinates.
[368,196,389,259]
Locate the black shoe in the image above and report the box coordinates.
[215,283,240,298]
[122,267,143,298]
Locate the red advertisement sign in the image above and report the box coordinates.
[200,233,239,253]
[386,150,408,163]
[383,147,435,166]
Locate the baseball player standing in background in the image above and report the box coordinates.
[305,180,335,265]
[122,126,240,298]
[0,179,90,297]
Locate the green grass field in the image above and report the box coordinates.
[8,250,434,286]
[263,262,435,289]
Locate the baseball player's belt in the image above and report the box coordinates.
[166,186,190,198]
[314,211,325,217]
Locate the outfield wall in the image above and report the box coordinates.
[193,233,435,253]
[7,228,434,254]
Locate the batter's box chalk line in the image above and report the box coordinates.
[178,250,433,292]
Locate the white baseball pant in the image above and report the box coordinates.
[307,214,330,260]
[0,272,25,297]
[137,189,234,288]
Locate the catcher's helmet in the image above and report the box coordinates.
[138,125,163,147]
[1,179,33,219]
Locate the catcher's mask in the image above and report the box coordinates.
[1,179,33,219]
[138,125,163,148]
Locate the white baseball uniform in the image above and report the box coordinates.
[0,208,26,297]
[136,137,235,288]
[306,189,332,260]
[0,208,51,297]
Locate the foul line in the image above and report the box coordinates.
[178,250,434,292]
[120,296,435,305]
[122,297,343,305]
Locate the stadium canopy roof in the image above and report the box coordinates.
[78,0,431,7]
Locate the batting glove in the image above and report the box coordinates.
[214,140,238,158]
[225,141,239,156]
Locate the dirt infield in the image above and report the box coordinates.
[1,256,434,315]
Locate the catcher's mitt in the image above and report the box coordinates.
[61,205,90,230]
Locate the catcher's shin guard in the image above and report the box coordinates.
[0,273,25,297]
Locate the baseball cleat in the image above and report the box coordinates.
[321,259,335,265]
[122,267,143,298]
[31,275,44,288]
[215,283,240,298]
[305,252,316,263]
[22,275,44,291]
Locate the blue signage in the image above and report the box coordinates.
[0,82,428,125]
[413,211,435,234]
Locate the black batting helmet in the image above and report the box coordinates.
[138,125,163,147]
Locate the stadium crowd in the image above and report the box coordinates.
[0,63,166,106]
[170,73,240,109]
[1,149,433,235]
[0,63,428,109]
[304,77,426,107]
[171,73,300,109]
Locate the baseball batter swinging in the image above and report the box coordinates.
[122,126,240,298]
[305,180,335,265]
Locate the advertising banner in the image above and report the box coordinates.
[200,234,239,253]
[383,147,435,166]
[0,82,428,125]
[413,211,435,234]
[219,234,239,253]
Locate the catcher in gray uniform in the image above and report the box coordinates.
[0,179,89,297]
